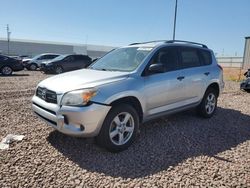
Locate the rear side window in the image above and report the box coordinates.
[41,55,58,59]
[48,55,58,59]
[65,56,74,61]
[75,55,90,60]
[199,50,212,65]
[180,48,200,68]
[43,55,50,59]
[82,55,91,61]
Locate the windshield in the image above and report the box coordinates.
[32,54,42,60]
[52,55,67,61]
[90,47,152,72]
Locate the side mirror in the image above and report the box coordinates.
[148,63,165,73]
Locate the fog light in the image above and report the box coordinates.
[64,115,69,124]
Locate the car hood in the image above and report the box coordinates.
[38,69,130,93]
[43,60,53,65]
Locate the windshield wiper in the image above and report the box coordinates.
[89,67,120,72]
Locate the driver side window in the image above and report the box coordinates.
[148,47,179,73]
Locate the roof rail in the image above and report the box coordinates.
[129,40,167,46]
[165,40,208,48]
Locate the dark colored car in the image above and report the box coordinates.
[240,69,250,92]
[0,55,24,76]
[41,54,92,74]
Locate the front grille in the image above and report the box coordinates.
[36,87,57,104]
[33,102,56,115]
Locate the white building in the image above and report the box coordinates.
[0,38,115,58]
[243,36,250,69]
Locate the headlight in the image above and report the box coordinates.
[61,88,97,106]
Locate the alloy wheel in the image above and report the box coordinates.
[29,64,37,70]
[2,66,12,75]
[55,67,63,74]
[109,112,135,145]
[205,93,216,114]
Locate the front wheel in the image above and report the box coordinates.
[55,66,63,74]
[197,88,218,118]
[96,104,139,152]
[1,66,13,76]
[29,63,37,71]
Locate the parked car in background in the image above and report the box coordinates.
[10,56,22,60]
[40,54,92,74]
[0,55,24,75]
[26,53,60,70]
[32,40,224,152]
[240,69,250,92]
[19,55,30,59]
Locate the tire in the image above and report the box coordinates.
[29,63,37,71]
[96,104,139,152]
[1,66,13,76]
[243,89,250,93]
[197,87,218,118]
[55,66,63,74]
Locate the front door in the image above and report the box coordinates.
[143,47,186,116]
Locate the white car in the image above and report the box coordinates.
[27,53,60,70]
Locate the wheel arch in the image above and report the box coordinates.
[109,96,143,123]
[206,82,220,97]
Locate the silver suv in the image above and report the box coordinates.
[32,40,224,152]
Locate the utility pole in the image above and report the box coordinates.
[7,24,11,55]
[173,0,178,40]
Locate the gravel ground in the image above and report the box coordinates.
[0,70,249,187]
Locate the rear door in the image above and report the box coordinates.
[179,47,211,104]
[62,55,75,71]
[143,47,187,116]
[74,55,85,69]
[79,55,92,68]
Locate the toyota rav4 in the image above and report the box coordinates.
[32,40,224,152]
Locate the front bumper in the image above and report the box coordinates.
[40,64,55,73]
[32,95,111,137]
[12,63,24,71]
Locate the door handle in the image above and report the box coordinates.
[177,76,185,81]
[204,72,210,76]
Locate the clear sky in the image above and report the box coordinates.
[0,0,249,56]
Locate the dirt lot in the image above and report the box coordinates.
[0,70,250,187]
[223,67,247,81]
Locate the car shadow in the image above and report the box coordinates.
[0,73,30,77]
[47,107,250,178]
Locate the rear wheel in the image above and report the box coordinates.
[1,66,13,76]
[55,66,63,74]
[96,104,139,152]
[197,88,218,118]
